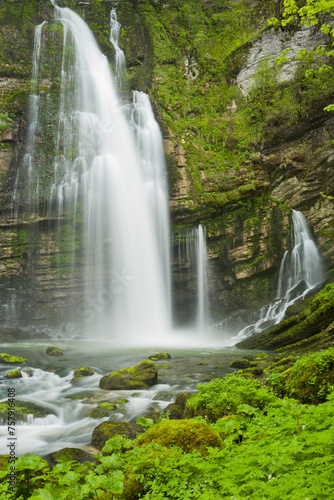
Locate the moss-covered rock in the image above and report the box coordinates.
[91,421,145,450]
[6,369,22,379]
[0,353,27,364]
[230,358,257,369]
[71,366,95,383]
[90,402,118,419]
[46,346,64,357]
[284,348,334,404]
[0,401,52,423]
[148,352,171,361]
[236,284,334,352]
[163,392,192,420]
[136,419,223,455]
[99,361,158,390]
[47,448,97,467]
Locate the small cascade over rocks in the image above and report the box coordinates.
[234,210,324,341]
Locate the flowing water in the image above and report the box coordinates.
[234,209,324,341]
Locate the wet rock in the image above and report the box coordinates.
[0,401,52,423]
[148,353,171,361]
[164,392,192,420]
[46,346,63,357]
[6,369,22,379]
[230,358,257,369]
[152,391,174,402]
[91,421,145,450]
[71,366,95,383]
[90,403,118,419]
[0,353,27,364]
[99,361,157,390]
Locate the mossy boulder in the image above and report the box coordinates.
[90,403,118,419]
[6,369,22,379]
[0,401,52,423]
[47,448,97,467]
[0,353,27,364]
[99,361,157,390]
[230,358,257,369]
[71,366,95,383]
[148,353,171,361]
[285,348,334,404]
[92,421,145,450]
[136,419,223,455]
[164,392,192,420]
[46,346,63,357]
[265,356,296,374]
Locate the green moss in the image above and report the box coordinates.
[148,353,171,361]
[237,283,334,352]
[6,369,22,379]
[46,346,63,357]
[285,348,334,404]
[0,353,27,364]
[0,401,51,422]
[90,402,117,419]
[136,419,223,455]
[99,361,158,390]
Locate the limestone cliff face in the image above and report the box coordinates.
[0,0,333,330]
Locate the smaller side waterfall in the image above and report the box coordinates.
[109,8,126,84]
[173,225,209,331]
[235,210,324,341]
[196,224,209,332]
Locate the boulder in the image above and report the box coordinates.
[0,353,27,364]
[71,366,95,383]
[46,346,63,357]
[0,401,52,423]
[90,403,118,419]
[164,392,192,420]
[92,421,145,450]
[136,419,223,455]
[99,361,157,390]
[148,353,171,361]
[230,358,257,369]
[6,369,22,379]
[47,448,97,467]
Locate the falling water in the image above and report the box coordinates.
[24,1,170,343]
[235,209,324,341]
[174,225,209,331]
[109,8,126,84]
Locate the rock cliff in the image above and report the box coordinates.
[0,0,333,335]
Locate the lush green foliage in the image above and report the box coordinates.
[1,388,334,499]
[186,373,277,420]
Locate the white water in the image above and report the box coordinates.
[25,3,170,343]
[109,8,126,84]
[173,225,210,332]
[234,210,324,341]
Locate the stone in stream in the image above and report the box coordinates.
[0,401,52,423]
[92,421,146,450]
[148,352,171,361]
[0,353,27,364]
[71,366,95,384]
[6,369,22,379]
[99,361,157,390]
[46,346,64,357]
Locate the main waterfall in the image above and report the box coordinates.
[25,1,171,343]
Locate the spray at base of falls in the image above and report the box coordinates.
[233,209,324,342]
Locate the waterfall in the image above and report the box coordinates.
[23,2,171,343]
[173,225,209,331]
[109,8,126,84]
[235,209,324,341]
